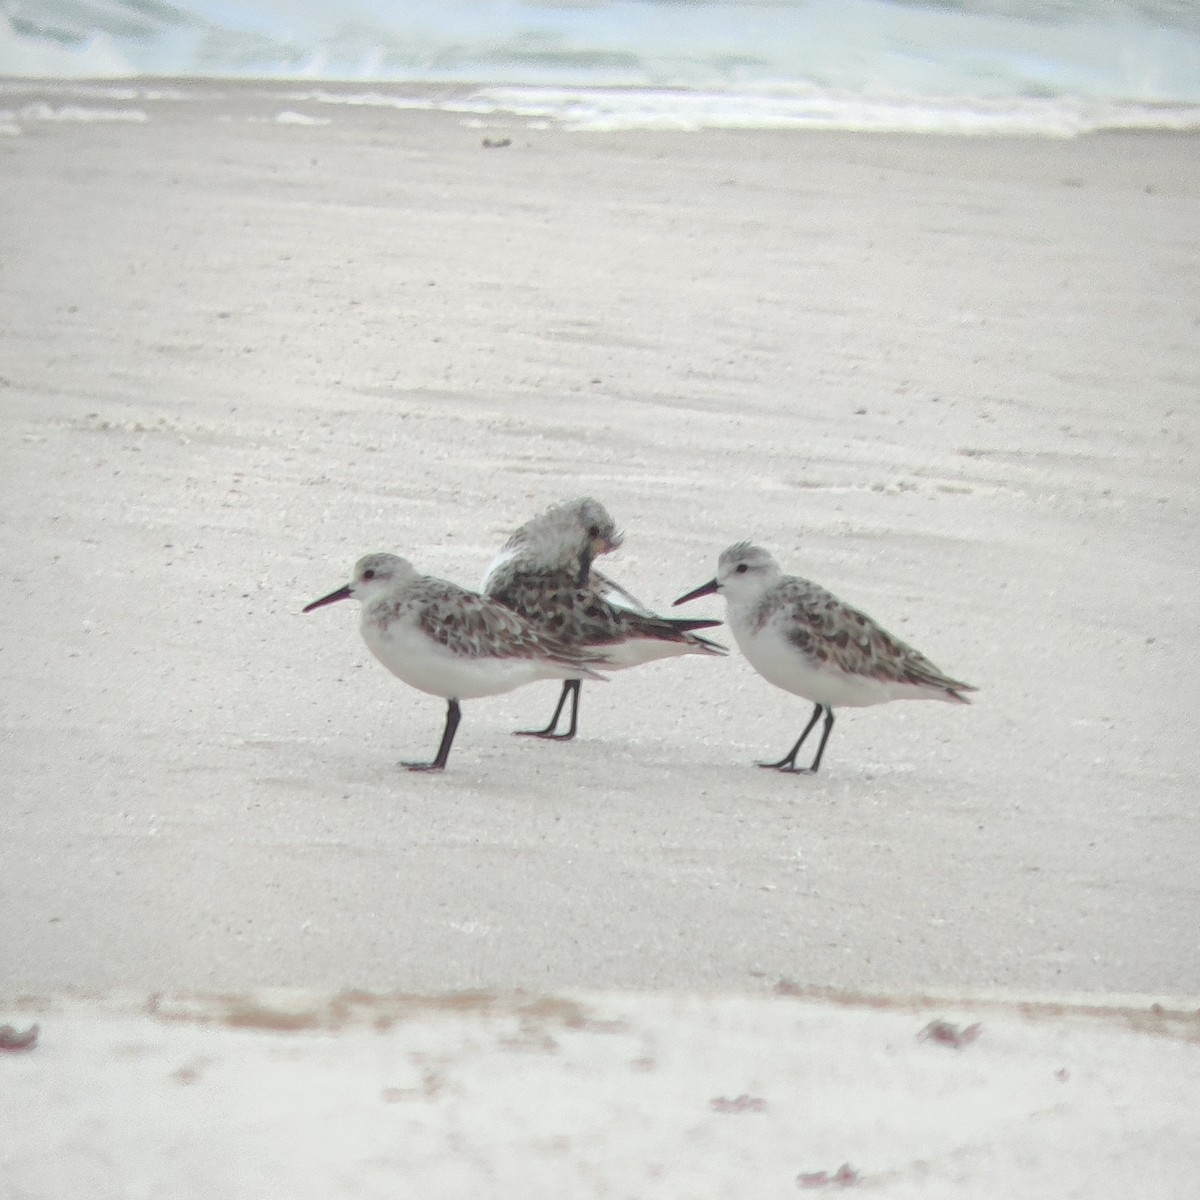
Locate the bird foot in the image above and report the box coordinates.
[402,761,445,772]
[514,727,576,741]
[756,760,816,774]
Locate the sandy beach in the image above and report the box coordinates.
[1,80,1198,1193]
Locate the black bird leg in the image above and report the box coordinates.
[404,699,461,772]
[758,704,836,774]
[515,679,581,741]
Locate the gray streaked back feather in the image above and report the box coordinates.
[379,577,607,674]
[493,568,726,654]
[768,578,975,696]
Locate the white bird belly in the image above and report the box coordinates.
[596,636,708,671]
[363,619,578,701]
[734,623,898,709]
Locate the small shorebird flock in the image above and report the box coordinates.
[305,497,975,773]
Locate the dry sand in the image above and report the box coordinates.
[3,990,1199,1198]
[1,80,1197,1193]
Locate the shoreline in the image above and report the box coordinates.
[5,74,1200,137]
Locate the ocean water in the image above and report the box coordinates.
[2,0,1199,133]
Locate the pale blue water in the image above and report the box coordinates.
[3,0,1199,132]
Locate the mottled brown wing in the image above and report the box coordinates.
[415,581,603,668]
[780,581,975,694]
[494,569,724,651]
[589,568,648,613]
[490,570,623,646]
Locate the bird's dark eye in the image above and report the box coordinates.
[735,563,748,574]
[587,524,600,539]
[363,568,375,580]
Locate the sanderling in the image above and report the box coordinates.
[674,543,976,773]
[482,497,727,740]
[304,552,609,771]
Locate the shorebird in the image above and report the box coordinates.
[674,543,975,773]
[483,497,726,740]
[304,552,609,771]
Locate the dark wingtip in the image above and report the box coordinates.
[672,617,723,632]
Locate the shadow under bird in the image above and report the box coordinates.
[483,497,727,740]
[304,552,609,772]
[674,543,976,773]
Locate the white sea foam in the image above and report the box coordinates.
[460,85,1200,135]
[2,0,1199,134]
[276,82,1200,135]
[12,101,148,123]
[273,109,330,125]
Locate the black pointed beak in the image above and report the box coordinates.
[303,583,352,613]
[673,578,719,606]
